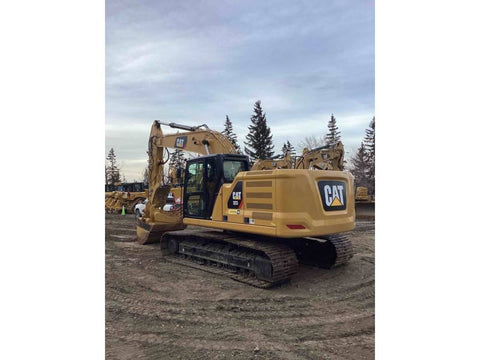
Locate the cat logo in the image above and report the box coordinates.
[324,185,344,206]
[174,136,188,149]
[318,180,347,211]
[228,181,243,209]
[232,191,242,200]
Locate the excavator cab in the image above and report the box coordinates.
[184,154,250,219]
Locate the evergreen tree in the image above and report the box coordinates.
[168,149,186,183]
[221,115,241,153]
[350,142,369,188]
[287,141,296,156]
[167,150,177,184]
[281,141,296,157]
[325,114,341,145]
[143,167,149,185]
[176,150,186,169]
[363,117,375,194]
[244,100,274,161]
[106,148,121,185]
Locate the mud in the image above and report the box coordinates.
[106,214,375,359]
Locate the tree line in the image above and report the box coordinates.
[105,148,145,185]
[230,100,346,159]
[221,100,375,195]
[350,117,375,194]
[106,100,375,195]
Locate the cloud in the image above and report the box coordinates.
[106,0,374,180]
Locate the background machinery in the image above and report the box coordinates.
[136,121,355,287]
[251,142,345,171]
[354,186,375,220]
[105,182,148,213]
[250,152,293,171]
[251,142,374,221]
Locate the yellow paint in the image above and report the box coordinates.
[331,197,343,206]
[135,120,356,244]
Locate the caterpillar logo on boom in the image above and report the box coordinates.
[318,180,347,211]
[174,136,188,149]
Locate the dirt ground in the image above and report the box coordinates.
[105,214,375,360]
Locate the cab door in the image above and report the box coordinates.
[184,160,207,218]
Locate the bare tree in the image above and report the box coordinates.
[298,135,325,151]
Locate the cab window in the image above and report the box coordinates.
[186,162,204,192]
[223,160,246,183]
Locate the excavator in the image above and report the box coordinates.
[137,120,355,287]
[251,142,345,171]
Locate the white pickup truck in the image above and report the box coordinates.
[134,193,176,217]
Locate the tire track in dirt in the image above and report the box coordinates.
[106,214,375,360]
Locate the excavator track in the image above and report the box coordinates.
[160,229,299,288]
[285,234,353,269]
[159,229,353,288]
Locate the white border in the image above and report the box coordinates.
[0,1,105,359]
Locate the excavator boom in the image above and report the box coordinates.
[137,120,237,244]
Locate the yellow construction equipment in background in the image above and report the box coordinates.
[250,143,374,221]
[355,186,375,220]
[251,142,345,171]
[105,182,148,213]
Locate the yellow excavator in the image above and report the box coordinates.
[251,142,345,171]
[137,121,355,287]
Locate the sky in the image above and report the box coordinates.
[106,0,374,181]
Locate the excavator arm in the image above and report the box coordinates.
[148,121,236,189]
[138,120,237,244]
[295,142,345,171]
[250,142,345,171]
[251,153,292,170]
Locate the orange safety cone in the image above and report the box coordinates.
[121,205,125,215]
